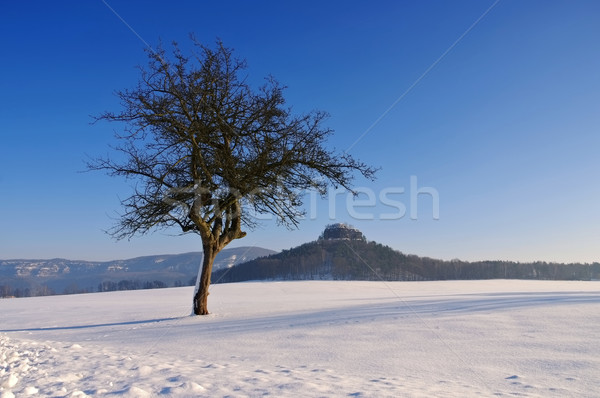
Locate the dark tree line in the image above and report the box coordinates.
[0,284,56,298]
[0,279,177,298]
[97,279,168,292]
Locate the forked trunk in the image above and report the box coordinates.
[193,243,217,315]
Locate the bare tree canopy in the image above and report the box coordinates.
[90,38,376,315]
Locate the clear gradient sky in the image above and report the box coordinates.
[1,1,599,263]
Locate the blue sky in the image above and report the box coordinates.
[1,1,599,263]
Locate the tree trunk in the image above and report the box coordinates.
[193,243,217,315]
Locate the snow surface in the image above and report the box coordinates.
[1,280,599,397]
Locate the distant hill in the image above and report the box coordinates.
[213,239,425,283]
[4,222,599,297]
[0,247,275,297]
[214,237,600,284]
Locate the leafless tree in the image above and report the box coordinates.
[90,39,376,315]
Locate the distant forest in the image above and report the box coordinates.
[3,240,598,298]
[213,240,600,284]
[0,279,181,298]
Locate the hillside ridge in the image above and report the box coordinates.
[214,238,600,284]
[0,246,275,297]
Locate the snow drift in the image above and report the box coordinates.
[1,280,599,397]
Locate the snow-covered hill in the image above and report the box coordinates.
[0,246,275,295]
[1,280,599,397]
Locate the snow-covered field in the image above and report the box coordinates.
[1,280,599,397]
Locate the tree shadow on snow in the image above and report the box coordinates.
[0,316,183,333]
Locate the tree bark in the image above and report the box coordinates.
[193,243,217,315]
